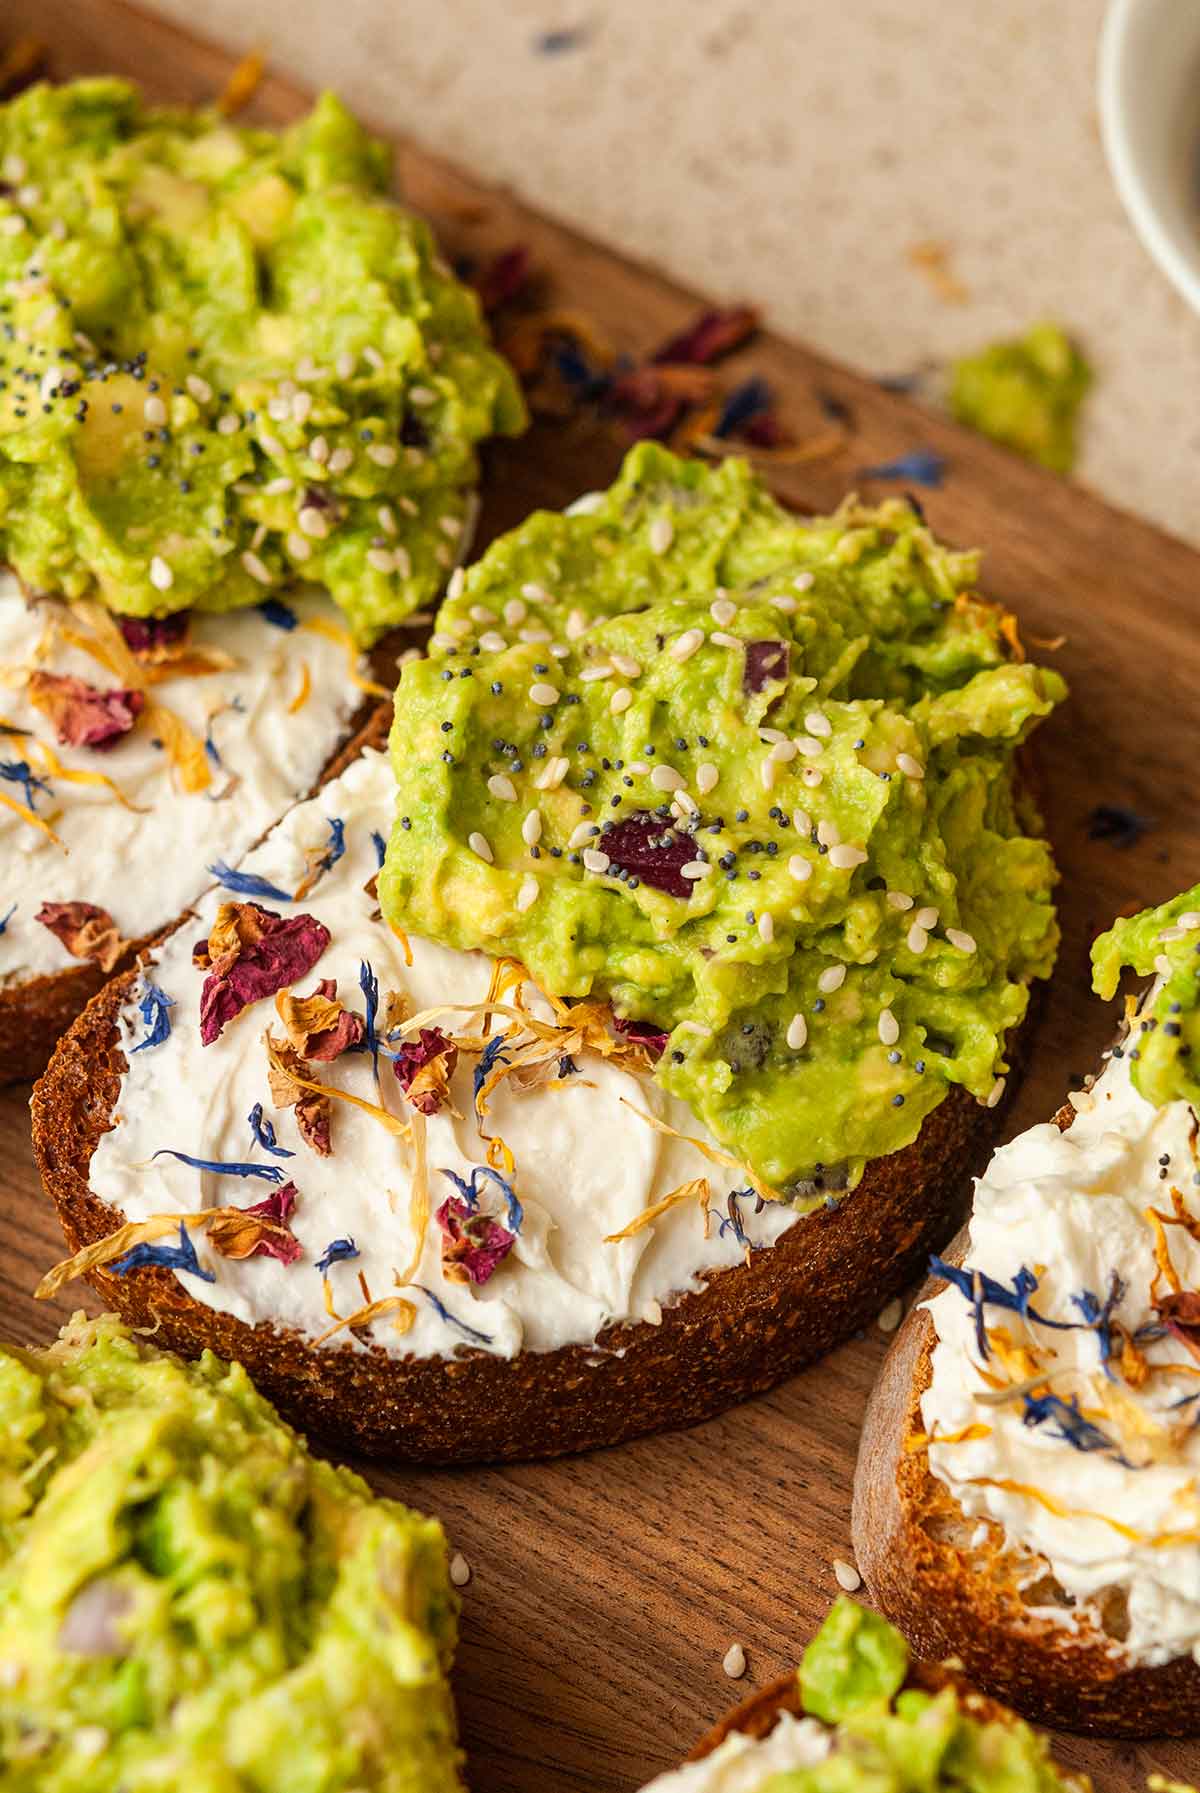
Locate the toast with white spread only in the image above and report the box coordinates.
[853,887,1200,1737]
[638,1598,1091,1792]
[31,450,1061,1463]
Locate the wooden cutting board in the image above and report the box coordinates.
[2,4,1197,1787]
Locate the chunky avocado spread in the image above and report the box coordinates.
[949,322,1090,475]
[0,1315,463,1792]
[1092,881,1200,1111]
[0,80,525,643]
[758,1599,1074,1792]
[380,444,1064,1195]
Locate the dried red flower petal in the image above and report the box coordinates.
[274,978,365,1062]
[611,1014,670,1059]
[651,305,759,367]
[436,1196,515,1286]
[197,903,330,1045]
[36,900,128,972]
[27,670,144,750]
[743,639,790,694]
[267,1036,332,1156]
[118,613,190,659]
[473,244,532,314]
[602,811,694,898]
[207,1181,303,1264]
[393,1027,459,1115]
[1155,1289,1200,1364]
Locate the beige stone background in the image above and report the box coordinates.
[152,0,1199,544]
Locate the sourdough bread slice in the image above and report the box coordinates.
[852,1210,1200,1737]
[25,738,1033,1455]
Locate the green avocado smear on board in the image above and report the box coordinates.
[949,322,1091,475]
[1092,882,1200,1112]
[752,1598,1076,1792]
[0,79,525,643]
[380,444,1064,1197]
[0,1315,464,1792]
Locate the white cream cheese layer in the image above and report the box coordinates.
[88,748,801,1362]
[0,575,363,984]
[637,1713,830,1792]
[922,1048,1200,1668]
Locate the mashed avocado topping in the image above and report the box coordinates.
[380,444,1063,1195]
[758,1599,1076,1793]
[949,322,1091,475]
[1092,881,1200,1111]
[0,80,525,642]
[0,1314,463,1792]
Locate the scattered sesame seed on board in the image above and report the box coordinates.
[832,1557,862,1592]
[449,1553,472,1587]
[877,1297,904,1333]
[721,1642,746,1679]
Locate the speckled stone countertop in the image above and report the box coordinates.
[149,0,1200,545]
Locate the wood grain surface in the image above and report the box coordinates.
[2,4,1198,1787]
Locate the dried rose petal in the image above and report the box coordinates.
[612,1014,670,1059]
[267,1036,332,1156]
[393,1027,459,1116]
[274,979,365,1062]
[36,901,128,972]
[473,244,531,313]
[436,1196,515,1286]
[296,1096,332,1156]
[743,639,790,694]
[603,811,694,898]
[27,671,144,750]
[1156,1290,1200,1364]
[652,305,759,367]
[198,904,329,1045]
[207,1181,302,1264]
[118,613,190,658]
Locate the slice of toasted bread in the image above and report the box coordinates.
[852,1207,1200,1737]
[30,975,1031,1463]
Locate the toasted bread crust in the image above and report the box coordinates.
[31,985,1033,1463]
[0,685,396,1087]
[852,1226,1200,1737]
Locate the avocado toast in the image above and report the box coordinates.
[853,887,1200,1736]
[31,446,1064,1462]
[638,1598,1089,1791]
[0,78,523,1081]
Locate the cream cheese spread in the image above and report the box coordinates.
[637,1712,831,1792]
[0,573,363,983]
[921,1046,1200,1668]
[87,748,801,1363]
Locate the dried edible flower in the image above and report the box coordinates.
[743,639,790,694]
[27,670,144,750]
[0,757,51,810]
[316,1237,359,1274]
[36,901,129,973]
[416,1284,493,1346]
[130,983,174,1052]
[266,1035,332,1156]
[436,1196,515,1285]
[611,1013,670,1059]
[207,862,293,903]
[858,449,946,488]
[112,1221,215,1282]
[195,902,329,1045]
[602,811,695,898]
[150,1148,286,1183]
[274,979,365,1061]
[207,1182,302,1263]
[247,1101,294,1158]
[258,598,298,631]
[118,613,190,659]
[394,1026,460,1115]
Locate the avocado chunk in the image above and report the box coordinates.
[0,80,526,643]
[1092,880,1200,1111]
[949,321,1091,474]
[379,444,1064,1196]
[0,1316,464,1791]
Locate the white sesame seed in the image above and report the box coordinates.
[1,154,26,184]
[696,763,719,795]
[430,632,458,652]
[361,346,385,371]
[336,351,355,380]
[578,664,613,683]
[148,555,173,592]
[478,631,506,653]
[328,446,354,475]
[521,811,542,846]
[368,443,398,467]
[945,928,977,954]
[896,752,925,779]
[0,214,26,237]
[449,1553,472,1587]
[39,364,63,403]
[468,832,493,864]
[769,592,798,613]
[710,597,737,625]
[250,524,267,553]
[529,682,559,707]
[259,432,285,459]
[722,1643,747,1680]
[308,435,330,465]
[519,625,553,644]
[649,516,674,554]
[669,628,704,663]
[409,384,437,404]
[610,688,634,714]
[816,819,841,847]
[680,861,710,880]
[803,711,831,739]
[674,790,699,817]
[516,874,540,913]
[985,1075,1007,1109]
[758,912,775,943]
[278,379,297,400]
[710,630,741,649]
[794,570,815,591]
[788,854,812,882]
[828,844,868,870]
[298,506,330,539]
[286,532,312,562]
[468,604,495,625]
[291,391,313,424]
[759,759,777,791]
[550,642,570,660]
[262,476,294,496]
[801,767,823,787]
[1180,910,1200,930]
[793,810,812,835]
[371,505,397,538]
[142,395,167,426]
[887,890,914,911]
[877,1007,900,1046]
[877,1297,904,1334]
[818,964,846,994]
[650,765,686,793]
[487,774,517,802]
[73,1725,109,1761]
[610,653,642,679]
[582,848,611,874]
[533,756,570,790]
[267,395,291,422]
[568,822,594,849]
[794,735,823,758]
[833,1558,862,1592]
[521,582,552,605]
[217,411,241,435]
[759,727,788,744]
[446,567,466,601]
[769,739,797,763]
[786,1013,808,1050]
[566,607,589,640]
[503,598,527,627]
[915,906,939,930]
[240,550,273,586]
[906,923,929,954]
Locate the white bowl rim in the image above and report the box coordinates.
[1098,0,1200,314]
